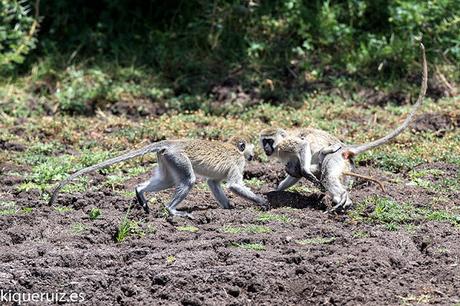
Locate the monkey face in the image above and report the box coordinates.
[262,138,275,156]
[243,143,255,161]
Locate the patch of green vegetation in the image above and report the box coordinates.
[256,213,291,223]
[424,210,460,225]
[350,196,460,230]
[0,208,17,216]
[403,224,417,234]
[70,222,87,235]
[287,184,316,194]
[296,237,336,245]
[21,207,34,214]
[0,200,15,208]
[399,294,431,305]
[408,168,460,192]
[244,178,264,188]
[115,206,144,243]
[356,151,424,173]
[232,242,266,251]
[372,198,418,225]
[126,165,149,177]
[435,247,449,255]
[54,206,74,213]
[222,225,272,234]
[116,190,136,199]
[0,201,34,216]
[352,231,369,239]
[176,225,199,233]
[166,255,176,265]
[195,182,209,191]
[88,208,101,220]
[104,174,126,190]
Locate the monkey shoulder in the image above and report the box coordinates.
[277,137,303,153]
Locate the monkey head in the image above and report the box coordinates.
[259,128,288,157]
[228,137,255,161]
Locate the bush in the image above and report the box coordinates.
[0,0,39,73]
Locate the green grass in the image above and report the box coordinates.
[166,255,176,264]
[399,294,431,305]
[222,225,272,234]
[287,184,316,194]
[117,190,136,198]
[88,208,101,220]
[256,213,291,223]
[244,178,264,188]
[232,242,266,251]
[70,222,87,235]
[53,206,74,213]
[350,196,460,230]
[176,225,199,233]
[0,208,17,216]
[352,231,370,239]
[21,207,34,214]
[296,237,336,245]
[0,201,34,216]
[115,205,145,243]
[408,169,460,192]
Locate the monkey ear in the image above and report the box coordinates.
[279,129,288,138]
[237,141,246,152]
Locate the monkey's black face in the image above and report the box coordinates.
[262,139,275,156]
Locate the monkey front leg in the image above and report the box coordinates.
[299,144,324,189]
[277,175,300,191]
[207,179,231,209]
[227,173,267,208]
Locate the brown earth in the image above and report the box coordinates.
[0,154,459,305]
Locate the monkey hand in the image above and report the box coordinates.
[260,199,270,211]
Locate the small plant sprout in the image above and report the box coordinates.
[88,208,101,220]
[166,255,176,265]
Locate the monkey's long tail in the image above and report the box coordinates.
[343,171,385,192]
[344,43,428,158]
[48,141,169,206]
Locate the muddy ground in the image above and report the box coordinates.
[0,154,459,305]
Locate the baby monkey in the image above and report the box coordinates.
[48,138,267,218]
[260,43,427,211]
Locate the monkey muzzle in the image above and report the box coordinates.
[263,143,274,156]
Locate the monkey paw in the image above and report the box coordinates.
[169,209,195,219]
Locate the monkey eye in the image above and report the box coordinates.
[238,141,246,152]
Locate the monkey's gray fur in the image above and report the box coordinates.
[49,138,267,218]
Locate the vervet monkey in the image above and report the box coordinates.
[48,138,267,218]
[260,127,342,190]
[260,43,427,211]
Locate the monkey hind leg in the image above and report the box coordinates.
[162,151,196,218]
[320,153,353,212]
[322,175,353,212]
[207,179,231,209]
[136,166,174,213]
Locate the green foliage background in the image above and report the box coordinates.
[1,0,459,111]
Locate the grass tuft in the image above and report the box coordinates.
[296,237,336,245]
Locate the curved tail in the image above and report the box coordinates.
[345,43,428,158]
[48,141,168,206]
[343,171,385,192]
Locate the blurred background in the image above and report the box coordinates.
[0,0,459,116]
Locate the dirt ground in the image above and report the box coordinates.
[1,153,459,305]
